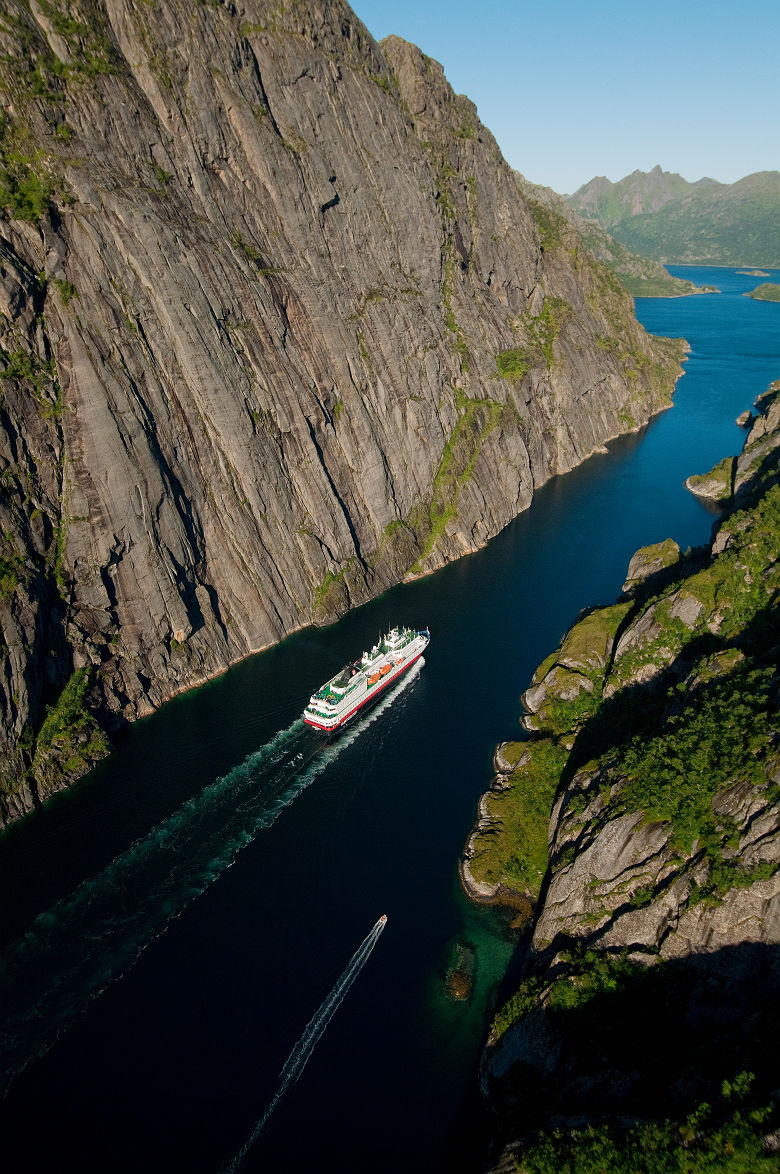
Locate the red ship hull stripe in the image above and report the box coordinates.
[304,649,424,731]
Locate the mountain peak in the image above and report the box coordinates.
[566,169,780,265]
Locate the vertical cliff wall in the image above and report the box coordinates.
[0,0,684,822]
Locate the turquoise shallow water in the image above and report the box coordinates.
[0,267,778,1172]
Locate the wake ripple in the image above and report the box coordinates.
[223,915,388,1172]
[0,661,422,1094]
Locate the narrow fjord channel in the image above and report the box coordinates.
[1,267,778,1172]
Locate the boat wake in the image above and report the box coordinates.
[0,661,421,1096]
[222,914,388,1173]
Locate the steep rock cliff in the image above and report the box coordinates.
[465,388,780,1168]
[0,0,683,823]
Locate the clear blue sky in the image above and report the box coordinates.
[350,0,778,194]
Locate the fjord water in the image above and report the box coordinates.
[0,267,778,1172]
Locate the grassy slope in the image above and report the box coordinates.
[566,170,780,267]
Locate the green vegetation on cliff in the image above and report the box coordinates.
[0,135,53,222]
[409,390,506,574]
[511,1086,778,1174]
[686,454,735,501]
[466,740,567,895]
[615,661,777,862]
[0,535,26,601]
[467,412,779,912]
[496,297,571,381]
[33,667,107,766]
[0,667,109,812]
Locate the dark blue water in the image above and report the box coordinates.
[0,267,778,1173]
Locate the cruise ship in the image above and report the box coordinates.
[304,626,429,733]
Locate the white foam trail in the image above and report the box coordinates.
[0,660,421,1094]
[223,916,388,1173]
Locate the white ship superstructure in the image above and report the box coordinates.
[304,626,429,733]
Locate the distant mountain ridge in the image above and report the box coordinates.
[567,167,780,267]
[569,164,719,225]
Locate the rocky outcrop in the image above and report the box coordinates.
[0,0,684,823]
[621,536,682,594]
[685,456,735,501]
[733,380,780,496]
[465,387,780,1166]
[685,382,780,507]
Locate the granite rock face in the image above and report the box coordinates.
[0,0,683,822]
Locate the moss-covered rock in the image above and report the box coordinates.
[521,603,631,735]
[621,537,682,595]
[686,455,735,501]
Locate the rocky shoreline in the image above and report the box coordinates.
[459,744,537,917]
[462,381,780,1167]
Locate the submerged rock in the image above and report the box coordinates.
[445,941,477,1002]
